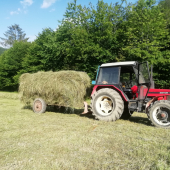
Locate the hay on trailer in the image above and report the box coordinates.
[19,71,91,108]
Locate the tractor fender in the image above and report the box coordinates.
[91,85,128,102]
[146,97,158,111]
[145,96,166,113]
[145,96,167,111]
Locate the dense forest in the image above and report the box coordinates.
[0,0,170,91]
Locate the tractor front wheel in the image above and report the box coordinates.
[33,98,47,113]
[149,100,170,128]
[91,88,124,121]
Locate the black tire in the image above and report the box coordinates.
[91,88,124,121]
[33,98,47,113]
[149,100,170,128]
[120,104,133,120]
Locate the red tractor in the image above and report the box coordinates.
[87,61,170,128]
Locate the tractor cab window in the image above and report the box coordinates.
[133,62,150,84]
[97,67,119,84]
[139,63,150,84]
[120,66,137,88]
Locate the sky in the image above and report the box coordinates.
[0,0,137,44]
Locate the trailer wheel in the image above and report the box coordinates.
[149,100,170,128]
[33,98,46,113]
[91,88,124,121]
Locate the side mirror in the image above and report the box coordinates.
[92,81,96,85]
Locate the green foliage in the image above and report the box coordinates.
[21,28,70,73]
[159,0,170,24]
[0,41,31,90]
[122,0,170,88]
[123,0,169,61]
[21,0,132,80]
[56,0,131,79]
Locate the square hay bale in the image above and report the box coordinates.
[19,71,91,108]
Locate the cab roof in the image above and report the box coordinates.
[100,61,137,67]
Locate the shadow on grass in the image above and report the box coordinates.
[22,105,95,119]
[47,105,95,119]
[129,116,152,126]
[22,105,153,125]
[22,105,32,110]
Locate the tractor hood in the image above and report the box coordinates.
[147,88,170,97]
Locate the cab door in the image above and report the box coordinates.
[137,62,151,100]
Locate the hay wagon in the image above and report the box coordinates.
[19,71,91,113]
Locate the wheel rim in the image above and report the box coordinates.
[34,100,42,112]
[152,106,170,126]
[95,95,114,116]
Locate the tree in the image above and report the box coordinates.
[21,28,65,73]
[122,0,170,88]
[60,0,131,79]
[0,41,31,90]
[1,0,169,91]
[0,24,29,47]
[159,0,170,25]
[21,0,132,79]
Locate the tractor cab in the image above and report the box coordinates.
[94,61,151,101]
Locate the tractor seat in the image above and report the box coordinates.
[122,87,133,100]
[131,85,138,98]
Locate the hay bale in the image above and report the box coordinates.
[19,71,91,108]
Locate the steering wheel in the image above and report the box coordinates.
[124,80,133,88]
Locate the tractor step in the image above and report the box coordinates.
[128,102,137,111]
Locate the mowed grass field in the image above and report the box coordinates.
[0,92,170,170]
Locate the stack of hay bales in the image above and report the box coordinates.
[19,71,91,108]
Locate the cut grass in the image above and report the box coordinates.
[0,92,170,169]
[0,91,19,100]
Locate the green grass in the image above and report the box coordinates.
[0,92,170,170]
[0,91,19,100]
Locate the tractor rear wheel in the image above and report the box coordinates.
[91,88,124,121]
[149,100,170,128]
[33,98,47,113]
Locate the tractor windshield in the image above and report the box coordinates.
[97,67,119,84]
[134,62,150,84]
[139,62,150,84]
